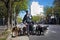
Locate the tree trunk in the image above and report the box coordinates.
[7,0,12,29]
[15,13,17,26]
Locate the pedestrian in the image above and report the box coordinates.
[23,11,28,23]
[29,23,33,35]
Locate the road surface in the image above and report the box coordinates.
[29,25,60,40]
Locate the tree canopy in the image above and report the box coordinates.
[0,0,29,18]
[53,0,60,16]
[0,1,7,18]
[44,6,53,16]
[17,17,22,23]
[32,16,42,22]
[12,0,28,14]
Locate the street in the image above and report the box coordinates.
[9,25,60,40]
[29,25,60,40]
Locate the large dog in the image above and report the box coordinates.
[12,27,19,37]
[36,24,42,35]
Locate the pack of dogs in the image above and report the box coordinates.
[12,24,48,37]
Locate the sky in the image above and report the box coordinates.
[19,0,54,19]
[30,0,54,6]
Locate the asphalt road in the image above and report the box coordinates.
[29,25,60,40]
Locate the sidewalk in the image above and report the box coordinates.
[6,35,29,40]
[11,36,29,40]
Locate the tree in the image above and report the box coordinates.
[44,6,53,16]
[17,17,22,23]
[32,16,42,22]
[54,0,60,7]
[0,1,8,26]
[44,6,54,24]
[0,0,29,29]
[53,0,60,16]
[0,1,7,18]
[12,0,28,14]
[12,0,29,26]
[53,0,60,24]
